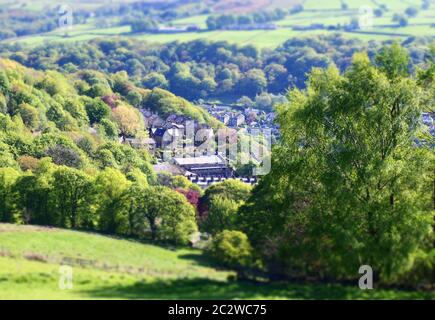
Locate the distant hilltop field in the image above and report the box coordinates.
[0,0,433,47]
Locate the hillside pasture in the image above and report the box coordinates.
[0,224,433,300]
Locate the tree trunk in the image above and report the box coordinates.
[148,217,158,241]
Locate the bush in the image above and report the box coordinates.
[201,196,239,235]
[398,249,435,288]
[405,7,419,17]
[208,230,253,269]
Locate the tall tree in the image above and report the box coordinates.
[0,168,20,222]
[239,47,434,283]
[127,186,198,245]
[111,104,143,141]
[95,168,131,234]
[52,166,94,228]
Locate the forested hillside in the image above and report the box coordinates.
[0,58,214,244]
[2,35,432,105]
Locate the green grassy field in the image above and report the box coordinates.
[1,0,433,48]
[0,223,433,300]
[0,0,141,11]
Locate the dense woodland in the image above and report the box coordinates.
[0,36,434,289]
[0,58,210,244]
[1,35,432,108]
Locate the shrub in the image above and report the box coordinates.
[208,230,253,269]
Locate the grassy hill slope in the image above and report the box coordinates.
[0,224,433,300]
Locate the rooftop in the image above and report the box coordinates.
[173,155,225,167]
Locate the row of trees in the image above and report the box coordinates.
[206,8,288,30]
[0,162,198,245]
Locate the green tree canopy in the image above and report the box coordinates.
[239,48,434,284]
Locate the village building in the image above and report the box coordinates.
[218,114,231,125]
[229,114,246,127]
[172,154,234,178]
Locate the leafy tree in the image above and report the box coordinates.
[208,230,254,269]
[76,136,96,156]
[51,166,94,228]
[405,7,419,17]
[375,42,409,79]
[46,103,74,130]
[290,4,304,15]
[13,158,55,225]
[0,70,11,94]
[85,98,110,124]
[199,179,252,230]
[17,103,39,129]
[126,90,143,107]
[240,69,267,97]
[176,188,201,209]
[237,96,254,108]
[98,118,118,140]
[201,196,239,235]
[374,8,383,17]
[131,19,159,33]
[46,145,83,169]
[125,167,149,187]
[63,98,89,126]
[235,162,257,178]
[239,49,434,283]
[95,168,131,234]
[111,104,143,141]
[127,186,198,244]
[0,168,20,222]
[265,63,288,93]
[142,72,169,90]
[393,14,409,27]
[255,92,273,110]
[87,84,111,98]
[201,179,252,208]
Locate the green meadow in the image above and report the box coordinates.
[0,224,433,300]
[1,0,433,48]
